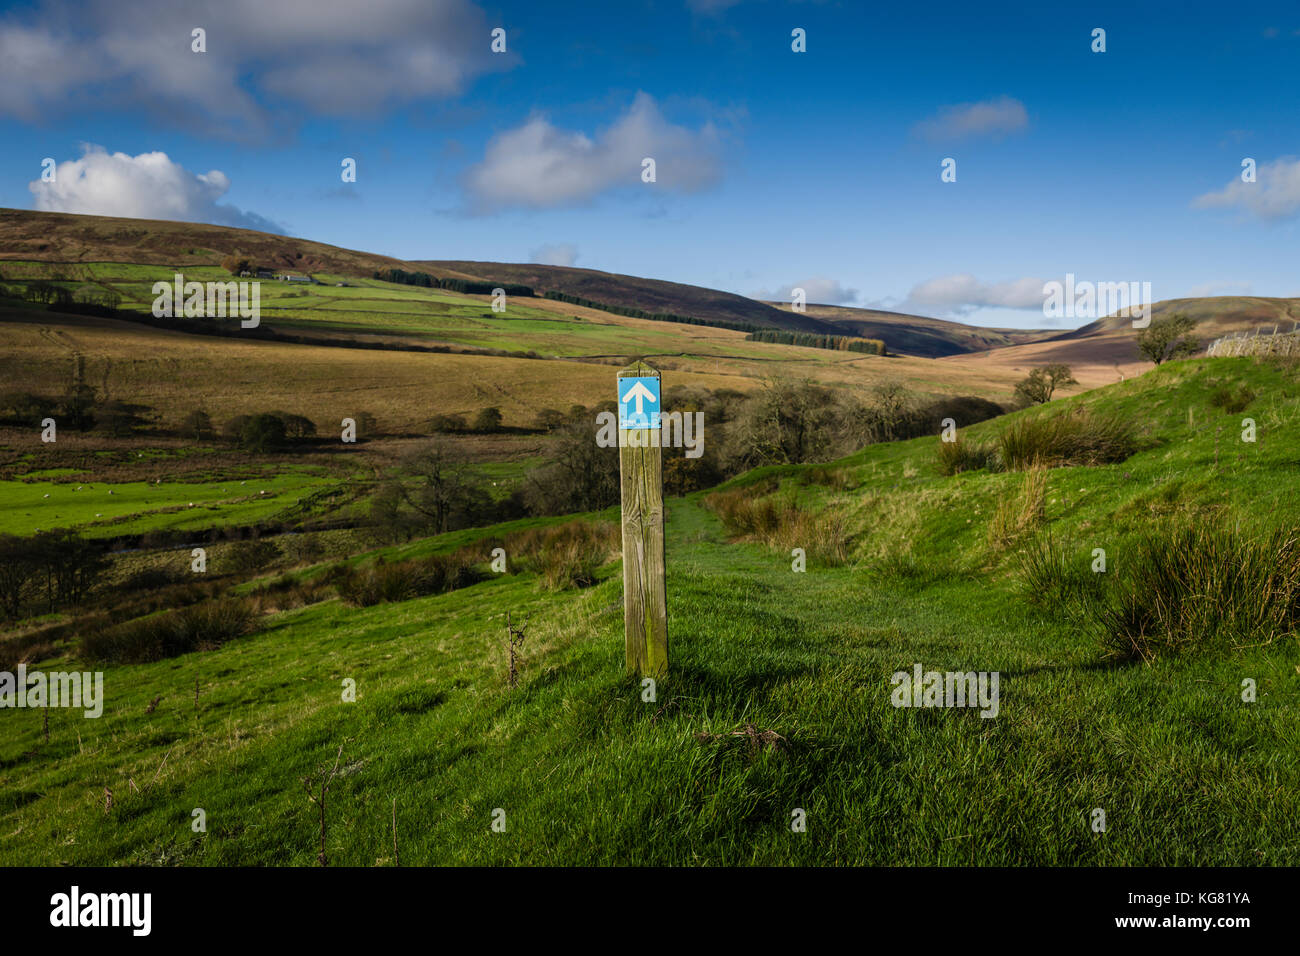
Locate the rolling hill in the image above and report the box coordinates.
[946,296,1300,388]
[413,259,841,334]
[1051,295,1300,340]
[767,302,1057,358]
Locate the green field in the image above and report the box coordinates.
[0,469,337,538]
[1,260,876,364]
[2,356,1297,865]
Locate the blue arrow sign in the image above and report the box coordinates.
[618,376,661,429]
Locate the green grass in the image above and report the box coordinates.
[0,470,334,537]
[1,356,1297,865]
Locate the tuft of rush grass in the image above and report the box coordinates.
[704,486,851,566]
[1016,523,1300,661]
[1208,382,1256,414]
[79,596,259,664]
[997,406,1137,470]
[935,436,1000,476]
[1096,524,1300,661]
[987,462,1047,548]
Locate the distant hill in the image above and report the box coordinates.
[1049,296,1300,340]
[0,211,847,336]
[0,208,445,277]
[770,302,1057,359]
[414,260,841,334]
[941,295,1300,390]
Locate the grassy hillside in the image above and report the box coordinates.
[3,354,1296,865]
[0,209,842,335]
[0,208,458,279]
[0,259,1032,439]
[415,259,837,334]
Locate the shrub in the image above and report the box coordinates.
[1209,385,1255,414]
[799,465,853,490]
[122,567,180,591]
[936,437,1000,476]
[234,413,287,452]
[228,539,283,575]
[1014,534,1106,624]
[336,553,486,607]
[998,407,1137,470]
[429,414,467,433]
[472,406,503,432]
[80,597,257,663]
[1017,524,1300,661]
[506,519,620,589]
[1098,525,1300,660]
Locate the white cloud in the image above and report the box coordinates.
[0,0,510,136]
[29,146,283,232]
[464,92,722,210]
[530,243,579,267]
[913,96,1028,141]
[756,277,859,305]
[900,273,1046,315]
[1193,157,1300,221]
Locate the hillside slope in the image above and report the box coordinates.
[2,355,1296,865]
[1052,295,1300,340]
[414,259,840,334]
[768,302,1056,358]
[0,208,451,278]
[943,296,1300,388]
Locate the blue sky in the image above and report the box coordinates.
[1,0,1298,329]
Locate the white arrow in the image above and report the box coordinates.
[622,381,658,416]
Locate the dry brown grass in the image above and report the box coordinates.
[705,486,851,565]
[987,462,1047,548]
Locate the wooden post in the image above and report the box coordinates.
[617,361,668,677]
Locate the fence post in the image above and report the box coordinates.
[616,361,668,678]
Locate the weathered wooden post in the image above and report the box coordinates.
[617,360,668,677]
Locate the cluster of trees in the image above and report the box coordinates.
[19,280,122,313]
[746,330,887,355]
[429,407,503,434]
[0,387,153,435]
[0,355,151,435]
[371,440,507,540]
[540,290,759,333]
[440,277,533,297]
[371,379,1009,542]
[374,267,436,287]
[372,269,534,297]
[220,410,324,452]
[0,531,106,621]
